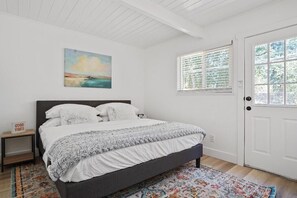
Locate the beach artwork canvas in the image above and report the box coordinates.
[64,48,112,88]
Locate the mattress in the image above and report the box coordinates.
[40,119,204,182]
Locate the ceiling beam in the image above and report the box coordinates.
[118,0,204,38]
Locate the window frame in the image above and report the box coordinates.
[177,45,233,93]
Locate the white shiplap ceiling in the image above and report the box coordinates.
[0,0,275,48]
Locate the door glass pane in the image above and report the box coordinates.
[269,84,284,105]
[286,84,297,105]
[286,37,297,60]
[255,64,267,84]
[269,62,284,84]
[255,85,268,104]
[253,37,297,106]
[286,60,297,83]
[270,40,284,62]
[255,44,268,64]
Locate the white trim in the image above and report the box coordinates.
[236,16,297,166]
[204,146,237,164]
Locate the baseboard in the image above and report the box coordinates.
[204,146,237,164]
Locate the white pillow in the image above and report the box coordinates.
[100,116,109,122]
[46,104,99,119]
[107,106,139,121]
[41,118,61,128]
[96,103,139,116]
[60,108,98,125]
[97,116,103,122]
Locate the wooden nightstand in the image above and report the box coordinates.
[1,129,35,172]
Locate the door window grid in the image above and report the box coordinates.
[253,36,297,105]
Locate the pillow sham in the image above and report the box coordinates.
[60,108,98,125]
[41,118,61,128]
[107,106,139,121]
[46,104,99,119]
[101,116,109,122]
[96,103,139,116]
[97,116,103,122]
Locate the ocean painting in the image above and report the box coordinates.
[64,49,112,88]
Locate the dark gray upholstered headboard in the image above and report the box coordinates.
[36,100,131,154]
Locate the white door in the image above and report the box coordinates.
[245,25,297,180]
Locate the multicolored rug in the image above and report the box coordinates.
[11,162,59,198]
[11,161,276,198]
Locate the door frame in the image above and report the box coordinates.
[236,17,297,166]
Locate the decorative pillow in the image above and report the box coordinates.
[97,116,103,122]
[96,103,139,116]
[41,118,61,128]
[46,104,99,119]
[101,116,109,122]
[107,106,139,121]
[60,108,98,125]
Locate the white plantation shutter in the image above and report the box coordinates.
[178,45,232,92]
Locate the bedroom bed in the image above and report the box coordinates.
[36,100,204,198]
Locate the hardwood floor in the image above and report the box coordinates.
[0,156,296,198]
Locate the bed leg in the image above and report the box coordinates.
[196,158,201,168]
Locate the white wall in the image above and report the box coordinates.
[144,0,297,163]
[0,13,145,155]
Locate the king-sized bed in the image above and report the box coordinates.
[36,100,205,198]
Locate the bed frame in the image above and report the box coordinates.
[36,100,203,198]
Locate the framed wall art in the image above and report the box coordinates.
[64,48,112,88]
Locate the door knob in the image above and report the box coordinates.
[246,106,252,111]
[246,96,252,101]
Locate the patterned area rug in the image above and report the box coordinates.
[11,161,276,198]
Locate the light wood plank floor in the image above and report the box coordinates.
[0,156,296,197]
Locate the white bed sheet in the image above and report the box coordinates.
[40,119,204,182]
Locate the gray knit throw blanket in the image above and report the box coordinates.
[47,122,205,181]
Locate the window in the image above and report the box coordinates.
[177,45,232,92]
[254,36,297,105]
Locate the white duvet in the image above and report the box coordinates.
[40,119,204,182]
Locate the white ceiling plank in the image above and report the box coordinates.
[92,8,131,36]
[64,0,92,28]
[18,0,30,17]
[28,0,43,19]
[38,0,55,21]
[174,0,215,16]
[105,12,143,38]
[86,2,121,33]
[6,0,19,15]
[0,0,7,11]
[92,7,127,35]
[71,0,102,30]
[110,16,150,40]
[167,0,190,10]
[47,0,67,23]
[119,0,204,38]
[78,0,112,32]
[159,0,177,7]
[54,0,79,26]
[191,0,236,14]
